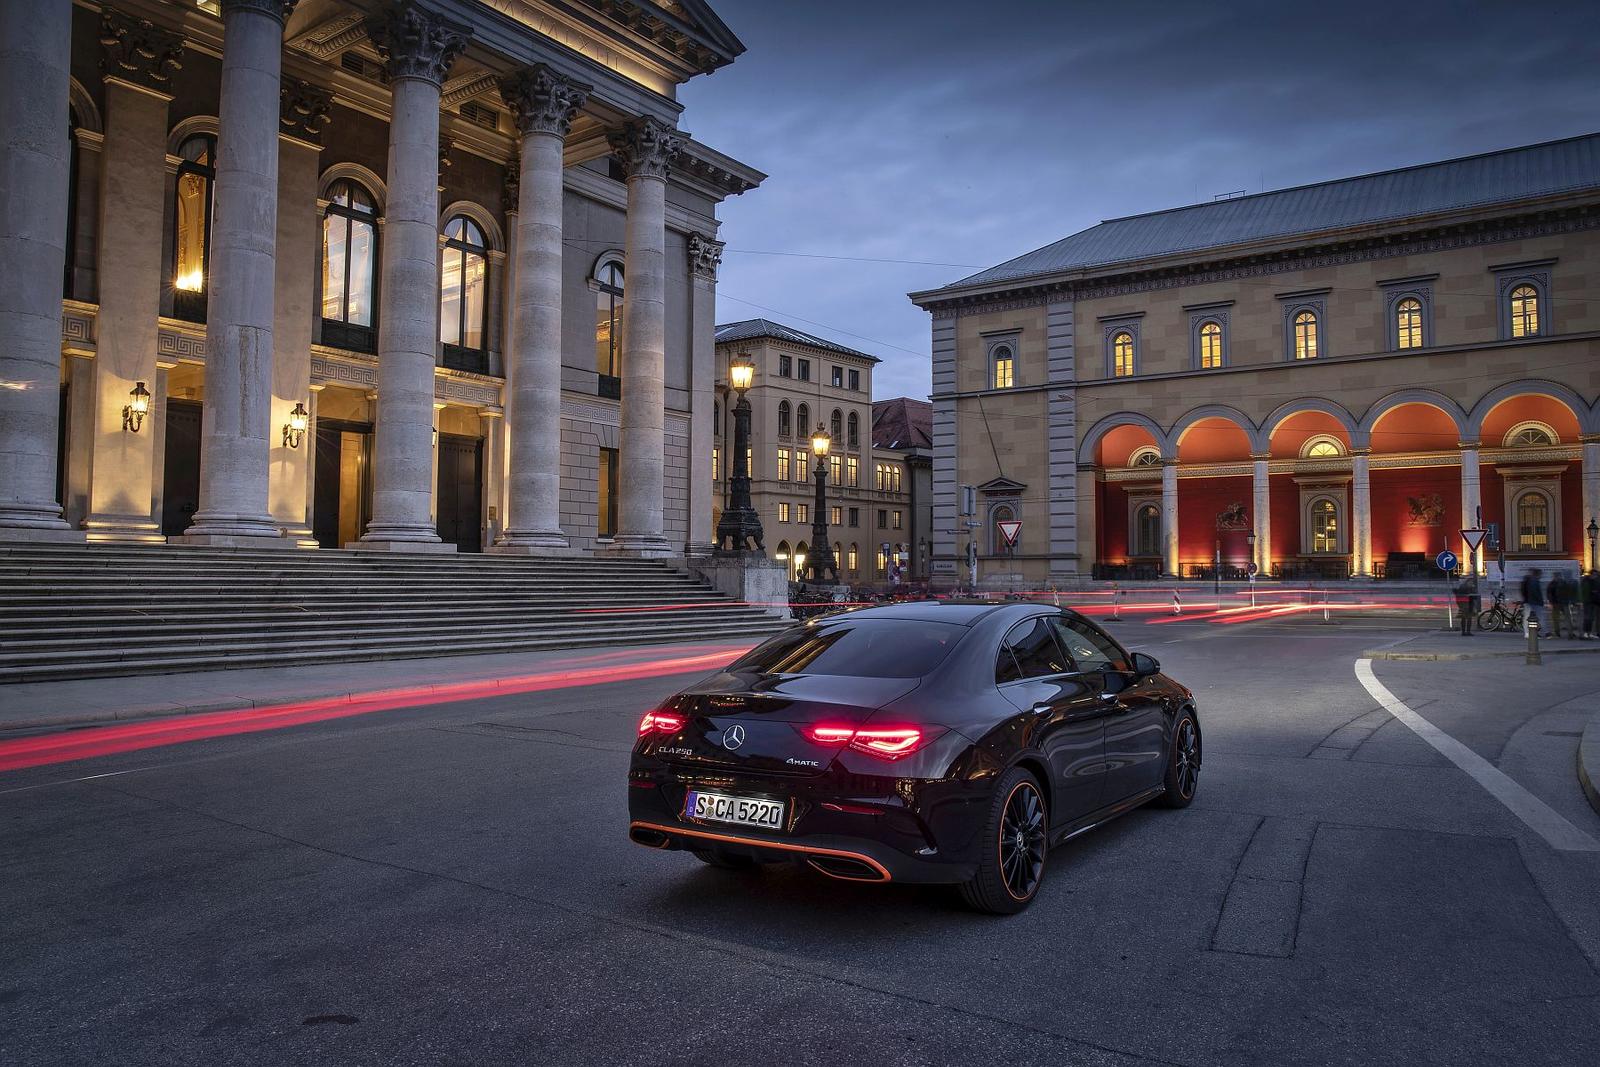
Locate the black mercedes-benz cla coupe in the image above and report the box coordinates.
[627,601,1200,913]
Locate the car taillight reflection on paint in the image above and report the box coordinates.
[802,724,935,759]
[638,710,686,735]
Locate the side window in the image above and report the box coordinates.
[996,617,1071,684]
[1051,615,1128,673]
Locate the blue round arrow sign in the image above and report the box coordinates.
[1436,550,1458,572]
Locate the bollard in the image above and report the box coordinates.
[1112,584,1120,620]
[1322,589,1331,625]
[1172,589,1182,616]
[1525,613,1542,665]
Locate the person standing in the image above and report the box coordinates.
[1581,569,1599,640]
[1521,567,1546,637]
[1453,571,1479,636]
[1548,571,1572,639]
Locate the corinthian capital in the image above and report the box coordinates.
[607,116,683,181]
[220,0,301,23]
[500,64,591,138]
[688,233,724,280]
[100,9,184,94]
[366,1,469,87]
[280,77,333,145]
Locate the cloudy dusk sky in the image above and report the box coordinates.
[678,0,1600,402]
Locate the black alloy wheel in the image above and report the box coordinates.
[1157,713,1200,808]
[959,766,1048,914]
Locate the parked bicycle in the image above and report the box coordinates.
[1476,591,1524,633]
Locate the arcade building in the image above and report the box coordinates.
[910,133,1600,586]
[0,0,760,555]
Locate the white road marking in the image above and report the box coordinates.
[1354,659,1600,853]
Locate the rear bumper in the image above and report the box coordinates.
[626,762,987,885]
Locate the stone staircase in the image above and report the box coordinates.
[0,544,790,683]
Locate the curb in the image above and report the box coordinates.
[1580,710,1600,819]
[1364,646,1600,661]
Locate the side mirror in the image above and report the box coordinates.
[1131,652,1160,677]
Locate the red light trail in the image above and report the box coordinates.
[0,647,750,775]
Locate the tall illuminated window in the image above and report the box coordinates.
[846,455,859,487]
[992,345,1013,389]
[595,260,624,391]
[440,216,488,370]
[1510,285,1540,338]
[1515,490,1549,551]
[1111,331,1135,377]
[829,454,842,483]
[1395,298,1423,349]
[1293,311,1319,359]
[795,449,809,481]
[847,544,858,573]
[321,179,378,351]
[1311,498,1339,553]
[776,448,790,482]
[1199,321,1223,368]
[172,134,215,322]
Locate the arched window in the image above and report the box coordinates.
[321,179,379,352]
[1199,321,1223,368]
[793,540,809,581]
[830,409,843,443]
[991,504,1016,555]
[1293,311,1319,359]
[795,404,809,443]
[1310,498,1340,553]
[1505,422,1557,448]
[992,345,1013,389]
[847,411,860,449]
[172,134,216,323]
[1111,331,1135,377]
[440,215,489,370]
[1129,447,1162,468]
[1509,285,1540,338]
[1133,502,1161,557]
[595,259,623,394]
[1514,489,1550,551]
[777,400,791,438]
[1301,435,1345,459]
[1395,298,1423,350]
[847,543,859,575]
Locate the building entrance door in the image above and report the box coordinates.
[435,433,483,553]
[313,418,372,548]
[161,399,203,536]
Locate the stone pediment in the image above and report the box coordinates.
[977,477,1027,495]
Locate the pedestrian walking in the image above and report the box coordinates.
[1453,572,1479,636]
[1585,570,1600,639]
[1521,568,1547,637]
[1548,571,1573,639]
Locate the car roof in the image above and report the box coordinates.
[818,600,1054,627]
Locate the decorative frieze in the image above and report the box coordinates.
[279,77,333,145]
[365,2,469,87]
[157,322,207,364]
[499,64,591,138]
[607,116,683,180]
[100,10,184,93]
[687,233,723,280]
[286,12,368,59]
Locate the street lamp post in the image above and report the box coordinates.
[807,425,839,582]
[1246,531,1258,607]
[714,354,764,554]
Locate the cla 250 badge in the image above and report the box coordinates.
[656,746,694,758]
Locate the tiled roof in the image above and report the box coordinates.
[714,317,882,362]
[871,397,933,451]
[946,132,1600,289]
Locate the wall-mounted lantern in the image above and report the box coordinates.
[282,402,309,449]
[123,381,151,433]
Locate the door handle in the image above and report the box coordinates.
[1030,703,1053,715]
[1097,690,1117,702]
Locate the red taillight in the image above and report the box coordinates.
[638,710,686,735]
[803,724,932,760]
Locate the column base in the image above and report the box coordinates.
[177,532,301,550]
[183,511,282,542]
[606,534,674,558]
[490,529,573,555]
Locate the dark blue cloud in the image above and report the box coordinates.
[682,0,1600,400]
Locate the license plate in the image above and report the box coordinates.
[685,790,785,830]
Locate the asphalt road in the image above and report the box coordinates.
[4,616,1599,1066]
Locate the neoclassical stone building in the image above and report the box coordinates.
[910,134,1600,586]
[0,0,760,555]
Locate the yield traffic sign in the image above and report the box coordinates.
[997,520,1022,547]
[1460,527,1486,554]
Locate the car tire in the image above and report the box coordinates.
[1155,711,1201,809]
[958,766,1048,915]
[691,848,760,871]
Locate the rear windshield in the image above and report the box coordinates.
[732,619,965,679]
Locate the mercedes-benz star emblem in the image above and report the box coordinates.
[722,725,746,751]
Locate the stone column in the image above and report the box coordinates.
[268,78,330,548]
[0,0,77,537]
[685,233,723,557]
[608,117,682,557]
[1583,438,1600,570]
[1251,455,1271,574]
[492,64,588,553]
[85,12,183,541]
[1161,459,1180,577]
[1459,444,1482,574]
[1351,450,1372,577]
[182,0,296,544]
[358,4,467,551]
